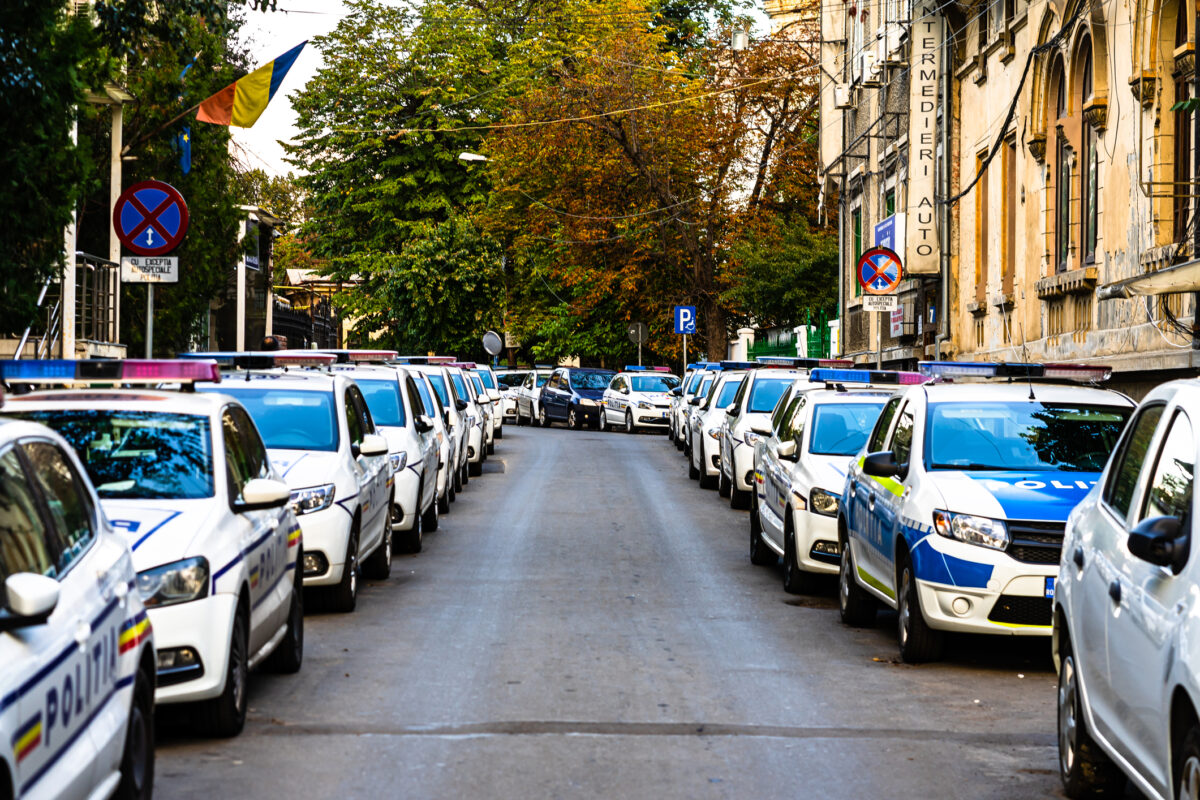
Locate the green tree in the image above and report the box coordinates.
[721,215,837,329]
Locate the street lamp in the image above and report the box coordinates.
[458,152,489,162]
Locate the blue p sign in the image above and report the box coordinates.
[674,306,696,335]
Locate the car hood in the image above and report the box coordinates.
[926,469,1102,522]
[573,387,606,400]
[102,498,222,569]
[268,449,343,490]
[634,392,673,405]
[798,454,856,495]
[376,425,415,454]
[733,412,772,438]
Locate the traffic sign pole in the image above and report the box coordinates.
[114,180,188,359]
[682,334,687,376]
[146,285,154,358]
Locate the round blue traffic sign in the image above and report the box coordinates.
[113,180,189,257]
[857,247,903,295]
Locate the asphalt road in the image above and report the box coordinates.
[155,423,1074,799]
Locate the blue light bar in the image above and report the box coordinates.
[0,360,78,381]
[918,361,1046,379]
[0,359,221,384]
[624,365,648,371]
[181,351,335,369]
[719,360,758,370]
[810,368,929,386]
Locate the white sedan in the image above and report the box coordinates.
[600,368,680,432]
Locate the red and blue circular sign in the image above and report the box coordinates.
[113,180,189,257]
[857,247,903,295]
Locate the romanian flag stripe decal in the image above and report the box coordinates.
[118,611,150,654]
[196,42,306,128]
[12,712,41,762]
[287,525,301,548]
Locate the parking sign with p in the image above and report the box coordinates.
[674,306,696,335]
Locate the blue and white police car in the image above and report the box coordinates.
[838,361,1134,662]
[673,364,718,450]
[0,406,155,800]
[192,354,392,614]
[599,367,680,433]
[689,366,748,490]
[4,358,304,739]
[750,369,925,594]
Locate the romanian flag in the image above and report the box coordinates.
[12,713,41,763]
[197,42,306,128]
[287,524,301,549]
[119,610,151,654]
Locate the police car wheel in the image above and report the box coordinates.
[782,529,810,594]
[496,426,504,439]
[487,441,495,455]
[1057,637,1122,797]
[397,504,423,554]
[439,484,452,513]
[462,461,470,485]
[625,411,635,434]
[328,526,360,613]
[1177,728,1200,800]
[469,459,483,477]
[730,485,751,510]
[688,448,700,480]
[267,568,304,674]
[718,467,731,498]
[537,406,546,427]
[114,663,154,800]
[202,608,248,737]
[453,464,463,493]
[896,557,944,663]
[749,497,776,566]
[365,518,394,576]
[838,531,877,627]
[599,409,609,431]
[422,489,439,532]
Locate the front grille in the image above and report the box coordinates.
[988,594,1052,626]
[1006,520,1065,564]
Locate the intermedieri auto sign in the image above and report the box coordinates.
[906,3,943,275]
[120,256,179,284]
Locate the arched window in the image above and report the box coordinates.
[1079,37,1098,262]
[1051,56,1072,273]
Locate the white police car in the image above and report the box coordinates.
[600,367,680,433]
[1053,377,1200,800]
[689,367,748,489]
[513,369,552,427]
[400,359,470,498]
[465,367,497,455]
[324,356,439,554]
[751,369,925,594]
[194,355,392,614]
[678,366,718,454]
[4,358,305,738]
[447,365,487,478]
[719,358,851,508]
[0,410,155,800]
[494,369,528,424]
[473,365,505,440]
[407,368,453,515]
[838,361,1134,662]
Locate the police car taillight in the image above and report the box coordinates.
[809,368,928,386]
[0,359,222,385]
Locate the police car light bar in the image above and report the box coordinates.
[754,356,856,369]
[313,349,399,364]
[719,360,758,370]
[181,351,336,369]
[809,368,928,386]
[917,361,1111,382]
[392,355,457,365]
[624,365,648,371]
[452,362,479,369]
[0,359,222,385]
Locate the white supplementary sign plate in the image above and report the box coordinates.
[862,294,898,313]
[121,256,179,284]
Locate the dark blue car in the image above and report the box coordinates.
[538,367,616,429]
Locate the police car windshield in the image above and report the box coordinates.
[14,410,215,499]
[747,377,793,413]
[426,373,449,406]
[498,372,528,388]
[208,387,338,452]
[570,371,613,390]
[810,403,886,456]
[631,375,680,392]
[475,370,496,390]
[695,375,714,396]
[470,375,485,394]
[413,378,438,415]
[357,379,406,427]
[449,372,469,400]
[713,379,743,408]
[927,402,1131,472]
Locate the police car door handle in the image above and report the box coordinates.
[1073,547,1084,569]
[849,482,857,498]
[74,620,92,650]
[1108,580,1122,605]
[867,491,876,511]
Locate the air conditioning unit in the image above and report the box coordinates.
[834,83,854,109]
[881,26,905,64]
[861,51,882,86]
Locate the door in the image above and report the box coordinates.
[1103,407,1193,792]
[848,396,902,580]
[543,372,565,419]
[349,387,388,545]
[5,442,107,800]
[406,376,437,510]
[762,394,806,551]
[1082,402,1165,746]
[859,399,913,603]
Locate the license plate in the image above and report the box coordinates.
[1045,577,1055,599]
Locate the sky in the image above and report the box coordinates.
[231,2,770,177]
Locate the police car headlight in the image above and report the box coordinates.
[933,510,1009,550]
[743,431,762,447]
[707,427,722,440]
[578,398,597,407]
[389,452,408,473]
[290,483,336,516]
[810,488,839,517]
[637,401,653,410]
[138,557,209,608]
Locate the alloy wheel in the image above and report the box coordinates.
[1058,654,1079,778]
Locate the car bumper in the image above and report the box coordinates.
[632,408,671,426]
[151,593,238,704]
[729,445,755,491]
[468,426,484,462]
[392,466,420,531]
[793,508,841,575]
[296,504,354,588]
[574,405,601,423]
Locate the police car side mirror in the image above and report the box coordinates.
[415,415,434,434]
[670,388,682,397]
[689,397,702,406]
[621,388,630,395]
[0,573,59,631]
[778,440,798,462]
[751,425,771,437]
[455,399,469,412]
[236,478,291,512]
[357,433,389,458]
[1128,515,1190,573]
[727,404,740,416]
[862,451,903,479]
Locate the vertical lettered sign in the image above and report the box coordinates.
[906,5,943,274]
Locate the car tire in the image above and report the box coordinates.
[667,424,674,443]
[327,524,360,613]
[625,410,635,434]
[1058,634,1123,798]
[568,406,580,429]
[396,504,423,554]
[838,529,877,627]
[749,495,777,566]
[365,516,394,577]
[538,406,548,427]
[897,555,944,663]
[486,441,495,455]
[201,606,248,737]
[438,484,450,514]
[496,426,503,440]
[782,527,810,594]
[461,461,470,485]
[1177,727,1200,800]
[452,461,463,493]
[113,661,154,800]
[266,567,304,674]
[718,466,731,498]
[422,491,439,532]
[688,447,700,480]
[599,408,609,431]
[469,458,483,477]
[730,484,751,510]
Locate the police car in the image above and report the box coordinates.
[513,369,552,426]
[688,367,748,489]
[751,369,925,594]
[838,361,1134,662]
[400,359,471,498]
[0,410,155,800]
[407,368,453,515]
[1053,378,1200,800]
[323,354,440,554]
[494,369,529,424]
[446,364,488,477]
[464,366,498,455]
[718,358,850,508]
[192,355,392,614]
[599,367,680,433]
[472,365,505,440]
[677,365,719,454]
[4,358,305,739]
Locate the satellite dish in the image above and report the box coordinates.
[627,322,648,345]
[482,330,504,356]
